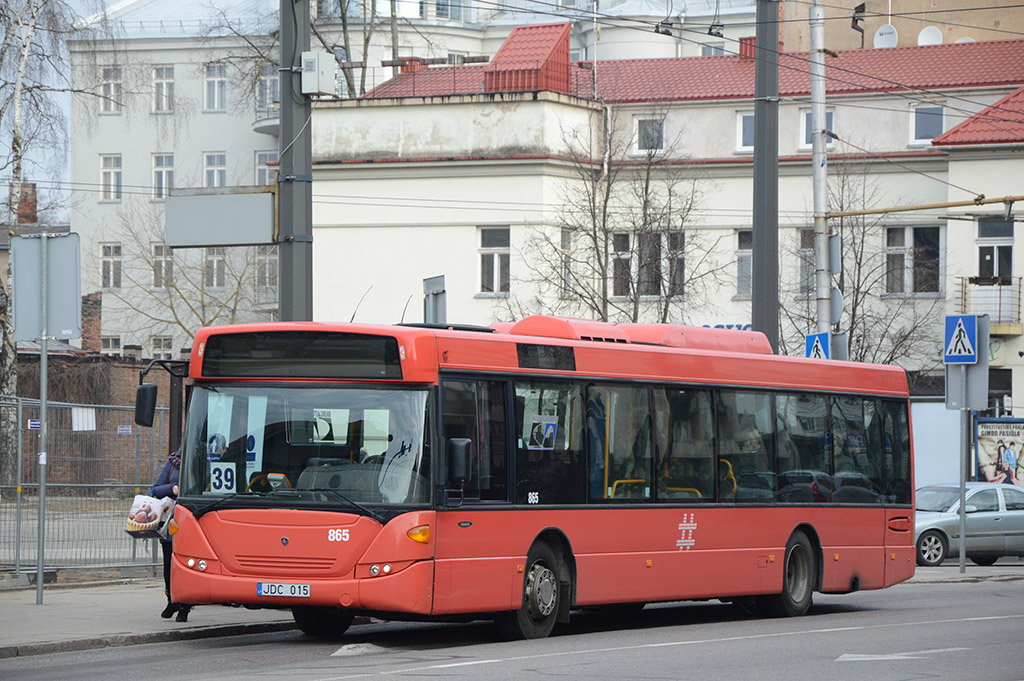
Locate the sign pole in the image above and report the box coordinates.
[36,234,48,604]
[958,364,967,574]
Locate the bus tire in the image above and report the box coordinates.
[762,531,815,617]
[292,606,355,638]
[496,542,561,640]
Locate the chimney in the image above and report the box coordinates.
[400,57,426,74]
[739,37,756,60]
[80,292,102,354]
[8,183,37,225]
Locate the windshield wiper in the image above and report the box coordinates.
[273,487,384,523]
[191,490,265,518]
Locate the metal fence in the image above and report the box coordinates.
[0,397,171,574]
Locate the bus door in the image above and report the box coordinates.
[434,378,517,614]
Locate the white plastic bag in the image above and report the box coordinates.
[124,494,174,538]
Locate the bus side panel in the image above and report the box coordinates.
[432,507,897,612]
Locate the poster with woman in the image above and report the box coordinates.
[975,419,1024,486]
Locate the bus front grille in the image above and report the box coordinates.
[234,555,337,574]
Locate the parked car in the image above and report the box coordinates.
[914,482,1024,566]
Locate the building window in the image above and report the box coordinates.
[636,117,665,153]
[152,65,174,113]
[100,67,122,114]
[152,243,173,288]
[885,226,941,294]
[560,228,573,298]
[101,336,121,356]
[798,228,815,297]
[638,233,662,296]
[100,154,122,200]
[912,105,943,143]
[613,233,631,297]
[479,227,510,294]
[152,153,173,199]
[256,151,278,185]
[257,62,279,116]
[668,232,685,296]
[256,244,278,288]
[204,63,227,111]
[978,216,1013,281]
[204,247,226,288]
[150,336,173,360]
[736,229,752,297]
[436,0,462,20]
[204,152,226,188]
[101,243,122,289]
[701,43,724,56]
[737,112,755,152]
[800,109,835,149]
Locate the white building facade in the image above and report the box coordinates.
[310,31,1024,400]
[67,0,758,357]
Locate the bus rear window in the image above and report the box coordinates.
[202,332,403,379]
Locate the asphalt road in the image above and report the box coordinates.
[3,578,1021,681]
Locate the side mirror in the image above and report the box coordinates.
[135,383,158,427]
[447,438,471,484]
[964,504,978,514]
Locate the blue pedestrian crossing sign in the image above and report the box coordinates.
[944,315,978,364]
[805,332,830,360]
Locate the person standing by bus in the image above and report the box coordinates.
[149,448,192,622]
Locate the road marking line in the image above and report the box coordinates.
[312,613,1024,680]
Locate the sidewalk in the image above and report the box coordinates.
[1,563,1021,659]
[0,579,296,659]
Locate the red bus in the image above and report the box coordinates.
[142,316,915,640]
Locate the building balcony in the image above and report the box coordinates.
[956,276,1023,336]
[253,106,279,136]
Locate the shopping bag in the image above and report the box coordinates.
[124,494,174,538]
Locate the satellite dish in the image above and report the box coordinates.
[918,26,942,46]
[955,36,975,44]
[873,24,898,48]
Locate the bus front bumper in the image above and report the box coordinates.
[170,555,435,614]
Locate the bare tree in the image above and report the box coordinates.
[95,199,278,343]
[778,157,943,377]
[0,0,111,486]
[507,108,727,324]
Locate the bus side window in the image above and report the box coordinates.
[882,400,912,505]
[717,390,775,502]
[514,381,585,505]
[441,379,510,502]
[586,384,652,502]
[654,388,713,502]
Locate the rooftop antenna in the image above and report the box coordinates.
[655,0,673,36]
[350,285,372,322]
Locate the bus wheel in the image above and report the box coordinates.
[762,531,815,617]
[292,606,355,638]
[496,543,561,640]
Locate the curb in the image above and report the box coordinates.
[0,620,299,659]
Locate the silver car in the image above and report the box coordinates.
[915,482,1024,566]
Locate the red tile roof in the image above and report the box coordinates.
[485,22,571,95]
[932,85,1024,146]
[364,38,1024,104]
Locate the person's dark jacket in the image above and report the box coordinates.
[149,460,180,500]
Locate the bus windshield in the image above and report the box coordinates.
[181,385,431,506]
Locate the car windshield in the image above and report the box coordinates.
[916,487,960,512]
[181,384,431,506]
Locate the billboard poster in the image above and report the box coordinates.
[975,418,1024,486]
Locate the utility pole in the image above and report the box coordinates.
[811,0,831,335]
[279,0,314,321]
[752,0,780,352]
